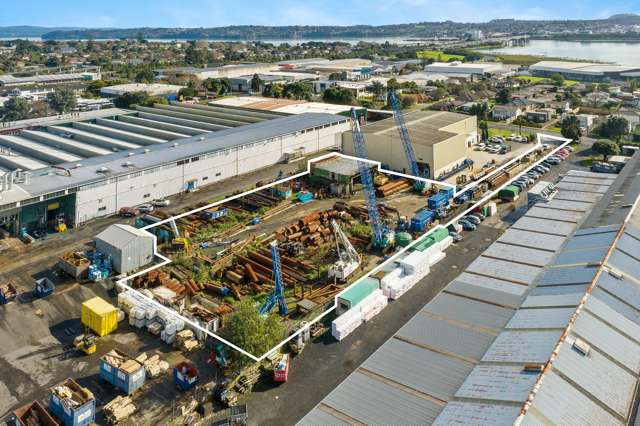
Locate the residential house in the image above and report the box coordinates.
[491,104,522,121]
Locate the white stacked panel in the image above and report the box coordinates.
[332,306,364,341]
[439,235,453,251]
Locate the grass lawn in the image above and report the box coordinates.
[489,128,533,138]
[417,50,464,61]
[513,75,579,86]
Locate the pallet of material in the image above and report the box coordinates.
[103,396,136,424]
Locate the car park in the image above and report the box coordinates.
[137,204,155,213]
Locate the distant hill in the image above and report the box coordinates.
[0,26,81,38]
[0,15,638,41]
[607,13,640,25]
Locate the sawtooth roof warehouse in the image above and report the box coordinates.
[0,104,349,235]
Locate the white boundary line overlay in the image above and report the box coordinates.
[116,134,569,362]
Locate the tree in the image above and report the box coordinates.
[592,139,619,162]
[283,82,313,101]
[550,73,565,87]
[262,83,285,98]
[629,79,638,92]
[560,115,583,141]
[401,94,416,109]
[202,78,232,97]
[479,120,489,141]
[113,91,151,108]
[250,73,263,92]
[221,300,285,369]
[47,88,77,114]
[599,116,629,141]
[328,72,347,81]
[495,87,512,104]
[367,80,385,96]
[178,86,197,99]
[185,42,206,66]
[134,68,155,83]
[323,85,355,105]
[1,97,31,122]
[469,102,489,120]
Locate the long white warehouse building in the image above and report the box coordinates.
[0,110,349,234]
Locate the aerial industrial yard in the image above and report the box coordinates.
[0,53,640,425]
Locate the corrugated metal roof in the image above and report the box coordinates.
[433,401,520,426]
[537,265,599,287]
[583,296,640,349]
[564,231,618,251]
[320,371,444,425]
[556,181,610,194]
[362,338,474,401]
[553,246,609,266]
[497,228,565,252]
[466,257,542,285]
[574,224,622,235]
[396,313,497,360]
[561,176,616,186]
[616,233,640,260]
[96,224,154,247]
[536,198,593,212]
[512,216,577,237]
[529,283,588,296]
[572,311,640,372]
[454,365,541,402]
[591,288,640,326]
[425,293,515,331]
[525,206,582,223]
[625,223,640,241]
[554,336,636,418]
[594,271,640,315]
[482,242,555,267]
[455,272,528,297]
[609,249,640,279]
[446,279,524,309]
[521,371,623,426]
[506,307,575,329]
[481,330,563,363]
[521,292,583,308]
[566,169,618,179]
[297,407,349,426]
[554,189,601,203]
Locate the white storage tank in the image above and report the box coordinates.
[95,224,156,274]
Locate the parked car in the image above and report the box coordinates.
[469,212,485,222]
[458,220,477,231]
[474,143,486,151]
[546,157,562,165]
[541,161,554,168]
[464,215,481,225]
[152,198,171,207]
[527,171,541,180]
[137,204,155,213]
[118,207,137,217]
[535,165,549,174]
[565,146,574,152]
[512,181,526,191]
[449,232,463,242]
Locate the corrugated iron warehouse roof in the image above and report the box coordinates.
[299,155,640,426]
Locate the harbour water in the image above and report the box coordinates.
[487,39,640,66]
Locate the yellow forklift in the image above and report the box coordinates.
[73,332,97,355]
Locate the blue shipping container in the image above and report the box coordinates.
[99,355,146,395]
[49,380,95,426]
[428,192,449,210]
[200,208,228,221]
[410,210,435,232]
[438,187,455,199]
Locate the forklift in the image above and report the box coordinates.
[73,331,97,355]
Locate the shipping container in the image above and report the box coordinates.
[57,252,90,280]
[12,401,59,426]
[337,278,380,315]
[49,379,95,426]
[413,235,437,252]
[438,187,455,199]
[499,185,520,202]
[81,297,118,337]
[427,192,449,210]
[430,227,450,243]
[200,207,228,221]
[410,209,435,232]
[100,349,146,395]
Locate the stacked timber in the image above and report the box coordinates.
[104,396,136,424]
[376,179,412,197]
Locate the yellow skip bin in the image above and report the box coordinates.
[81,297,118,336]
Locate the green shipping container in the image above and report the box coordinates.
[499,185,520,201]
[395,232,413,247]
[431,227,449,243]
[413,236,436,252]
[337,278,379,314]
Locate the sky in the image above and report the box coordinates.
[2,0,640,28]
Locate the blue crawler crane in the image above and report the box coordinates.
[350,109,392,249]
[388,89,428,191]
[259,241,288,316]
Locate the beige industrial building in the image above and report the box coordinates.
[342,111,477,179]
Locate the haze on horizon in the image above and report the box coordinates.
[2,0,640,28]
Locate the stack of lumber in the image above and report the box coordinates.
[104,396,136,424]
[376,178,411,197]
[135,353,170,379]
[176,330,199,352]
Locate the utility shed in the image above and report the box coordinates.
[95,224,155,274]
